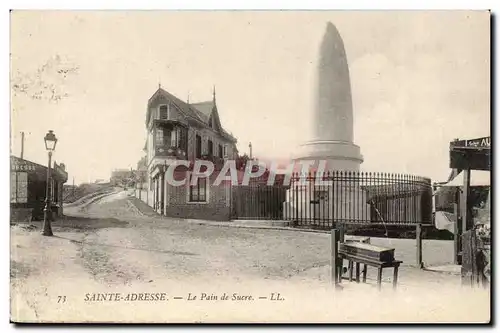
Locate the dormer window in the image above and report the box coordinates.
[159,104,170,120]
[208,115,214,128]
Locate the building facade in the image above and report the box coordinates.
[10,156,69,222]
[143,86,238,220]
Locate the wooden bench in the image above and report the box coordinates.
[339,253,402,290]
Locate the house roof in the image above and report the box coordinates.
[190,101,213,123]
[147,88,237,142]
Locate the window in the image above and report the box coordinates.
[209,116,213,128]
[159,105,169,120]
[195,135,202,158]
[148,132,154,161]
[155,128,164,146]
[171,127,179,147]
[180,128,187,152]
[218,144,223,158]
[10,172,28,203]
[223,145,228,157]
[189,177,207,202]
[208,139,213,156]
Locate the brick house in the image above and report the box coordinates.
[143,86,238,220]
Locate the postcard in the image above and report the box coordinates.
[10,10,491,323]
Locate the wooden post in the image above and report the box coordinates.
[462,169,471,232]
[331,229,338,286]
[377,268,383,291]
[453,203,460,265]
[20,131,25,159]
[416,223,423,268]
[393,265,399,290]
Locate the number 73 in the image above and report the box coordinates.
[57,296,67,303]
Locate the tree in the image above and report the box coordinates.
[235,153,252,171]
[11,54,79,103]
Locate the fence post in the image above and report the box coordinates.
[331,228,339,286]
[294,186,299,226]
[416,223,423,269]
[338,222,345,243]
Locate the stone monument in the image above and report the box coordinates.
[284,22,370,224]
[295,22,363,170]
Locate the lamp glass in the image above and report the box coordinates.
[44,130,57,151]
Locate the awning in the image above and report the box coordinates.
[443,170,490,187]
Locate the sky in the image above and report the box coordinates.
[10,11,490,185]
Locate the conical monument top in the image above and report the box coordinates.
[325,21,341,36]
[294,21,363,171]
[314,21,353,143]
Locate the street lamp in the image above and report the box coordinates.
[42,130,57,236]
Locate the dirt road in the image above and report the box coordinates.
[10,190,489,323]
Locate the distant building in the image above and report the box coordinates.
[110,169,133,187]
[10,156,68,221]
[141,86,238,220]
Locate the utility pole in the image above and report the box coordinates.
[20,131,25,159]
[249,142,253,160]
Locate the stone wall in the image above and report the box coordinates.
[10,208,33,223]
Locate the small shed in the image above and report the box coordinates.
[10,156,68,222]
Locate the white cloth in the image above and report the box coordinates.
[434,211,456,233]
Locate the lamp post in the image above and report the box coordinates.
[42,130,58,236]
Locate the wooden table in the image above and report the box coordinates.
[339,253,402,290]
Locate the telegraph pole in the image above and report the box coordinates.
[20,131,25,159]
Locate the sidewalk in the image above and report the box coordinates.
[129,195,337,233]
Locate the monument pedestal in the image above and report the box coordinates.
[294,140,363,172]
[283,182,371,224]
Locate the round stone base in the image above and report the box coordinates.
[293,140,363,171]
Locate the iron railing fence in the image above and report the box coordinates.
[231,171,433,229]
[231,184,288,220]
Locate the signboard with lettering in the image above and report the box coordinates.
[450,136,491,171]
[10,160,36,172]
[450,136,491,150]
